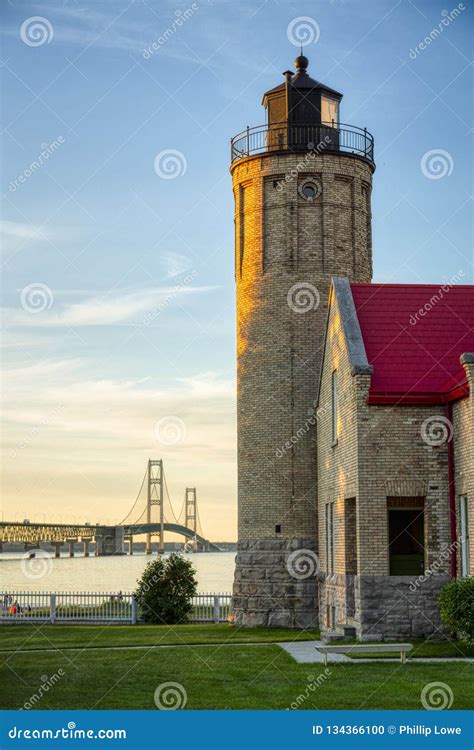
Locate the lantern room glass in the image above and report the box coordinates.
[321,95,339,127]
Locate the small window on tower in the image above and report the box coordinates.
[300,180,320,201]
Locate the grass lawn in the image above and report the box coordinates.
[0,623,319,651]
[0,625,472,710]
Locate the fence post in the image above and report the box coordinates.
[213,595,220,624]
[50,593,56,624]
[131,595,137,625]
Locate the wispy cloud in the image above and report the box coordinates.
[3,284,218,327]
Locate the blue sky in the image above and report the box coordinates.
[1,0,472,539]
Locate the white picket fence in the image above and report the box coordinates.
[0,591,232,624]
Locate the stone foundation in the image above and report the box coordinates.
[319,573,450,639]
[232,538,319,628]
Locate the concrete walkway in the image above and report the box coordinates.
[277,641,474,664]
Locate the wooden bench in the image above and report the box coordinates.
[317,643,413,666]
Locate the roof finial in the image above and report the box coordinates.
[294,50,309,74]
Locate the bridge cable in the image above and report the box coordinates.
[117,464,148,525]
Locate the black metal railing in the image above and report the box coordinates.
[230,122,374,164]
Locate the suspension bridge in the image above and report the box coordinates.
[0,459,220,556]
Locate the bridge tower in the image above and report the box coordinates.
[185,487,197,547]
[146,459,164,554]
[230,53,374,627]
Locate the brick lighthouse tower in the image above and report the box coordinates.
[231,53,375,627]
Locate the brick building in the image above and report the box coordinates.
[317,279,473,639]
[231,54,473,637]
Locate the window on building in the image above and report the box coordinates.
[331,370,338,445]
[387,500,425,576]
[326,502,335,574]
[460,495,470,577]
[344,498,357,575]
[321,96,339,127]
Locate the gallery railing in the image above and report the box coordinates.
[230,122,374,164]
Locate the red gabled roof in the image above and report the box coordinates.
[350,283,474,404]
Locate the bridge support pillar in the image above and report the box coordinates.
[54,542,62,558]
[83,539,90,557]
[128,537,133,555]
[68,540,75,558]
[146,540,152,554]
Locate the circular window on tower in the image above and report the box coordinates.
[299,179,321,202]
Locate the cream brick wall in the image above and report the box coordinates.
[453,360,474,575]
[232,152,373,542]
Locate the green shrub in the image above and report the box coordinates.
[439,577,474,643]
[135,554,198,624]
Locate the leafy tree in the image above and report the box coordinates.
[439,577,474,643]
[135,554,198,624]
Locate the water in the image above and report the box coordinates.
[0,552,236,594]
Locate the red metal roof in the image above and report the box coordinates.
[350,283,474,404]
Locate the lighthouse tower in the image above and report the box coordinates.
[231,54,375,627]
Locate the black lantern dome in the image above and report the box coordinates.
[262,55,342,128]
